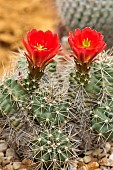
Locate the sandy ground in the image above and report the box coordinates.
[0,0,59,76]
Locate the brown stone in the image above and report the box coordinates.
[5,164,13,170]
[22,159,33,166]
[86,162,99,170]
[2,159,10,166]
[78,166,87,170]
[2,164,13,170]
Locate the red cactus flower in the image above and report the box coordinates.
[22,29,61,69]
[68,27,106,64]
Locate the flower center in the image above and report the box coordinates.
[35,44,47,51]
[82,38,90,48]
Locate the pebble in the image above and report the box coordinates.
[13,161,21,169]
[100,166,109,170]
[109,153,113,160]
[1,139,113,170]
[0,141,7,152]
[0,139,34,170]
[0,152,4,158]
[22,159,33,166]
[2,159,10,166]
[86,162,99,170]
[6,148,15,158]
[105,142,111,152]
[99,157,113,166]
[83,156,92,163]
[78,166,87,170]
[70,165,77,170]
[84,150,93,155]
[93,148,103,156]
[5,164,13,170]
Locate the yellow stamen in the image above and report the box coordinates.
[35,44,47,51]
[82,38,91,48]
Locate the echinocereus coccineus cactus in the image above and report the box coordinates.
[1,27,113,170]
[68,27,106,85]
[22,29,61,79]
[68,27,106,65]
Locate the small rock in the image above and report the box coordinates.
[0,152,4,158]
[105,142,111,152]
[69,165,77,170]
[0,142,7,152]
[84,150,93,155]
[109,153,113,160]
[83,156,92,163]
[111,147,113,153]
[22,159,33,166]
[6,148,15,158]
[5,164,13,170]
[99,157,113,166]
[0,157,3,163]
[93,148,103,156]
[13,161,21,169]
[2,159,10,166]
[100,166,109,170]
[98,153,109,159]
[86,162,99,170]
[78,166,87,170]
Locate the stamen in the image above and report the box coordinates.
[82,38,91,48]
[35,44,47,51]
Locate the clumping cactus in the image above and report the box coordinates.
[1,27,113,170]
[56,0,113,47]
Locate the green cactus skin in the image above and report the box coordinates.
[32,127,73,170]
[0,78,28,115]
[68,51,113,141]
[56,0,113,47]
[31,92,69,127]
[92,99,113,141]
[1,49,113,169]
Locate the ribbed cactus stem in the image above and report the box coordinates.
[74,62,91,85]
[28,64,44,80]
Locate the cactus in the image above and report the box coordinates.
[1,27,113,170]
[32,127,73,169]
[56,0,113,47]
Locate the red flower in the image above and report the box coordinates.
[68,27,106,64]
[22,29,61,69]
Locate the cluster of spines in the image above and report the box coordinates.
[0,56,75,170]
[32,127,73,169]
[1,50,113,169]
